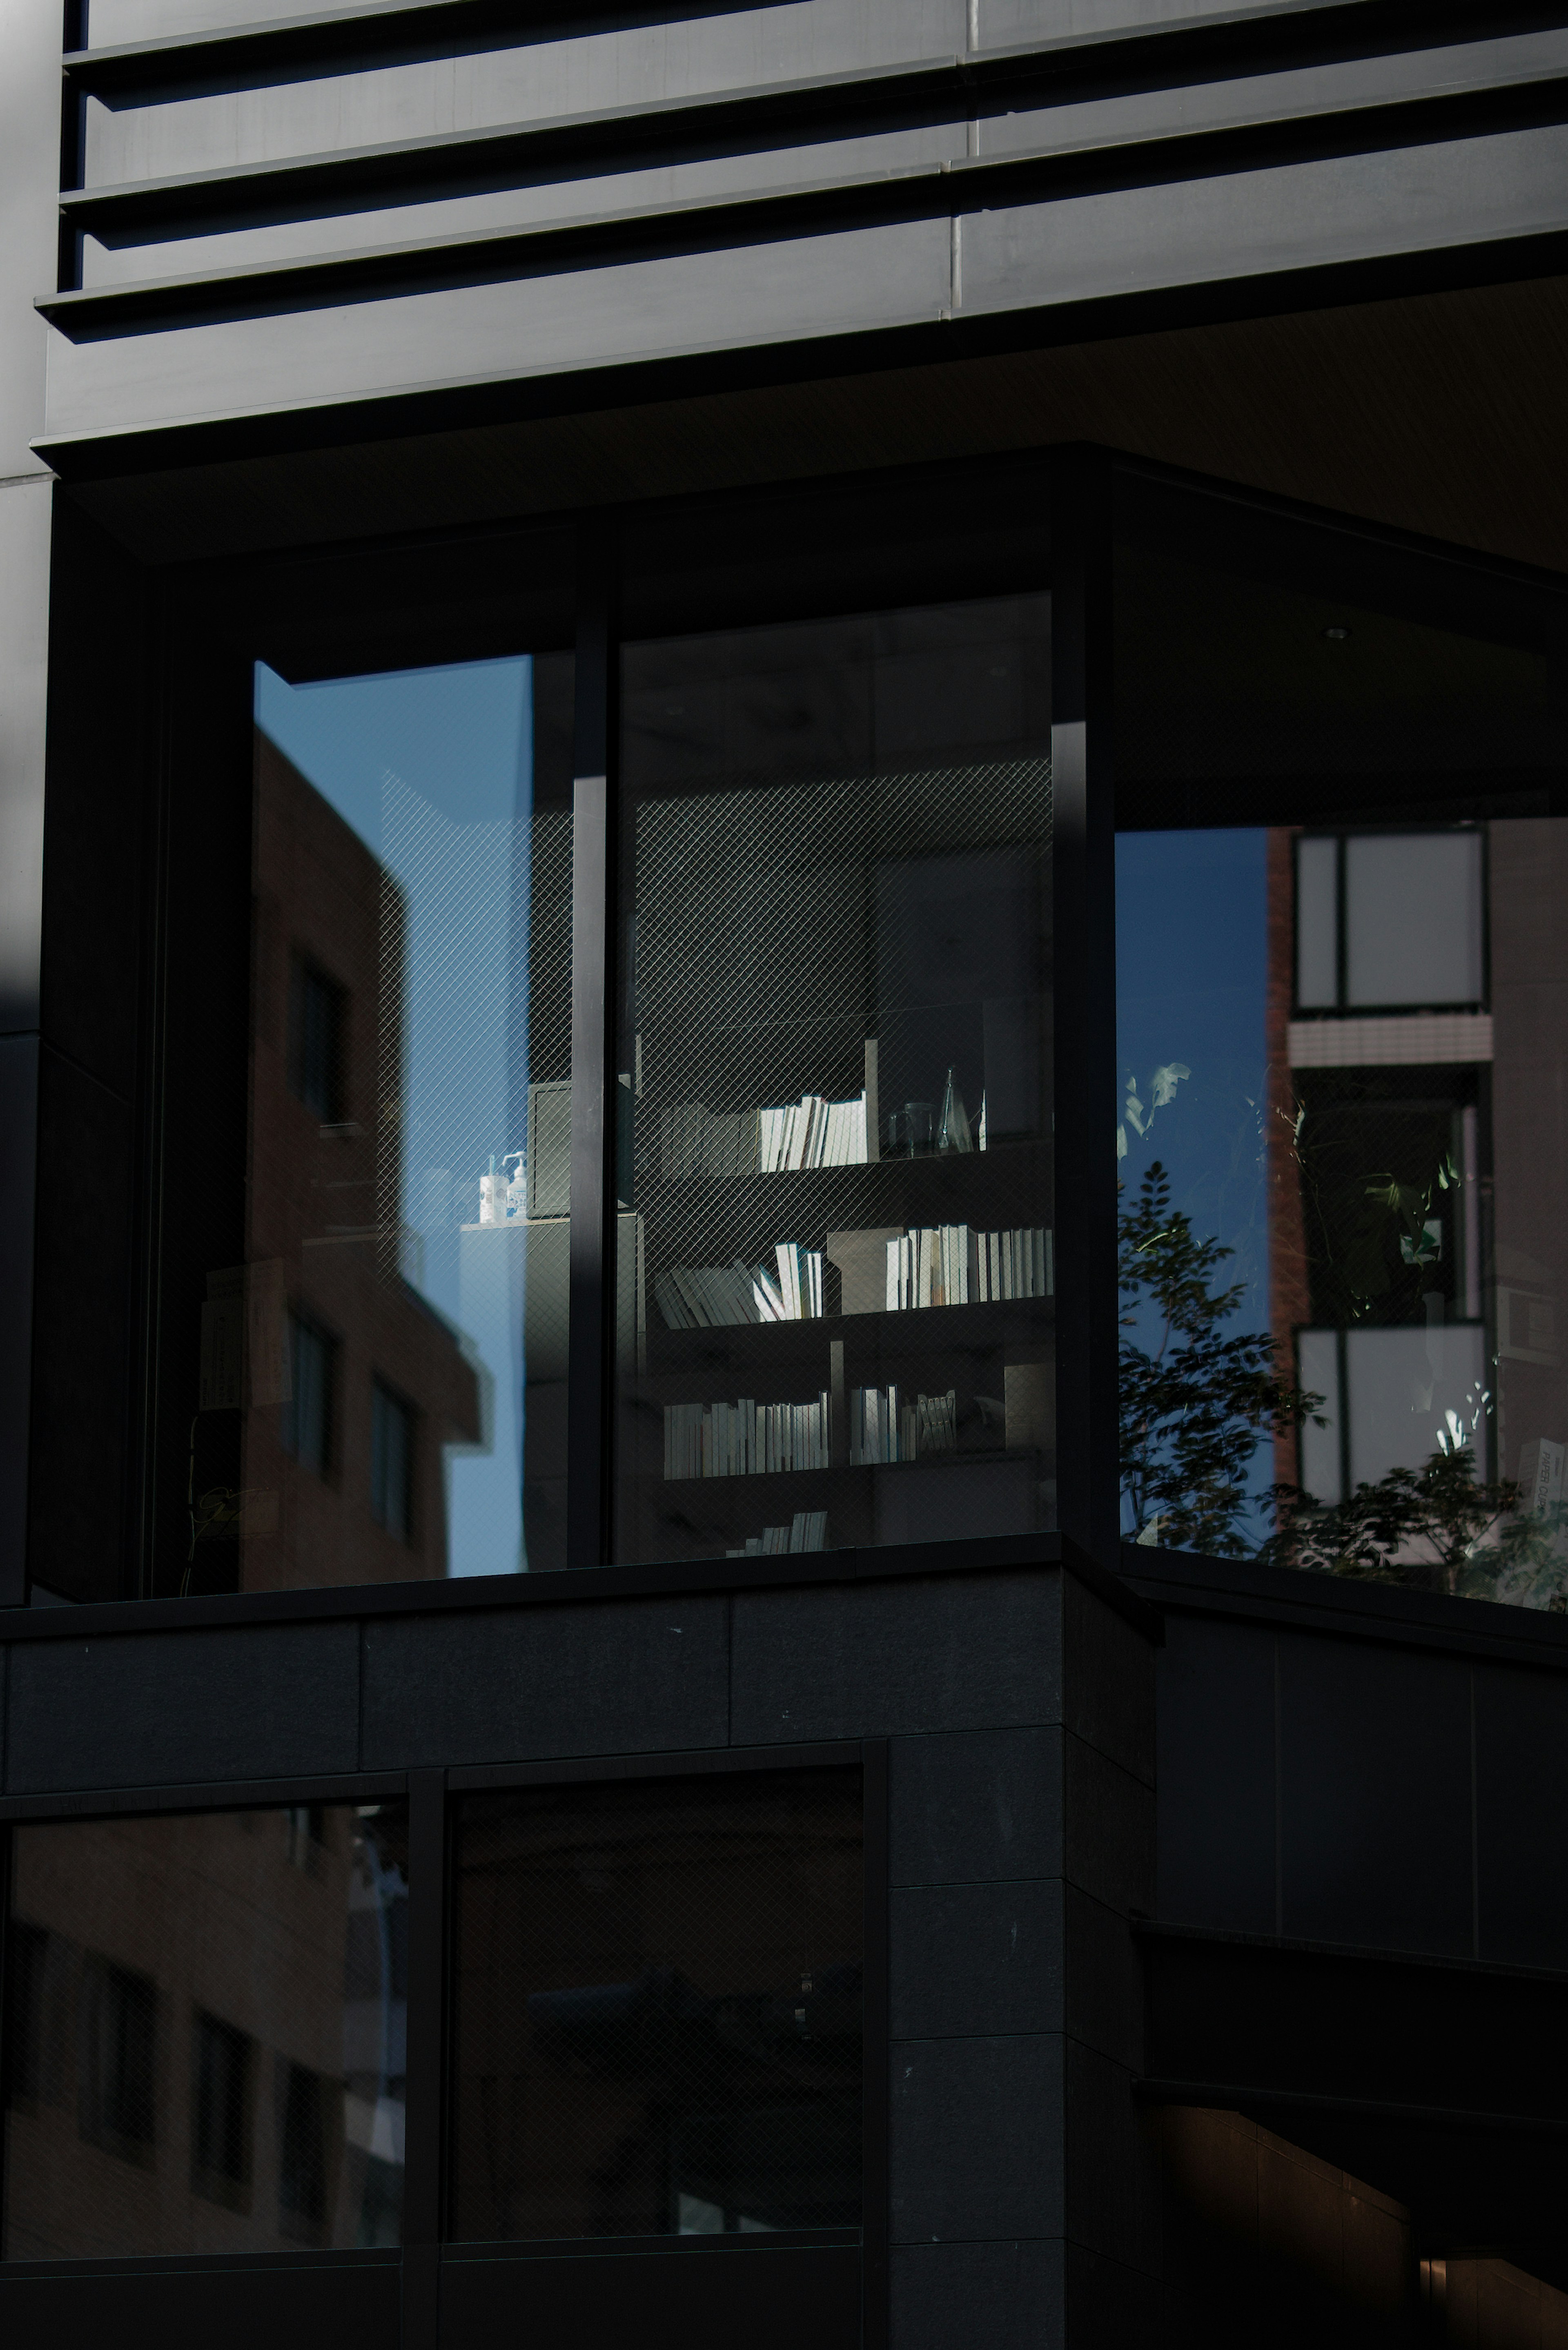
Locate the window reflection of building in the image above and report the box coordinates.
[4,1808,408,2261]
[448,1772,863,2246]
[1268,822,1568,1518]
[209,735,482,1593]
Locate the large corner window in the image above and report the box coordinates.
[4,1802,409,2259]
[1114,475,1568,1612]
[448,1766,864,2242]
[614,593,1055,1564]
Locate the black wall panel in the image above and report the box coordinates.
[359,1596,729,1768]
[1155,1615,1275,1934]
[731,1571,1062,1745]
[891,1878,1065,2041]
[1474,1662,1568,1969]
[5,1620,360,1791]
[890,2034,1065,2245]
[1279,1634,1472,1955]
[890,2236,1065,2350]
[438,2243,860,2350]
[889,1725,1063,1887]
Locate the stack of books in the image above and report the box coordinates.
[976,1228,1054,1301]
[759,1091,869,1172]
[886,1226,975,1310]
[653,1244,825,1330]
[657,1091,869,1179]
[727,1512,828,1556]
[882,1224,1055,1309]
[849,1384,958,1464]
[664,1392,831,1479]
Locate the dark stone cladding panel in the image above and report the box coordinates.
[360,1596,729,1769]
[1062,1735,1156,1917]
[888,1726,1064,1889]
[1062,1574,1156,1785]
[1155,1613,1276,1934]
[891,1878,1065,2040]
[1279,1632,1472,1956]
[889,2237,1065,2350]
[731,1570,1063,1746]
[6,1623,360,1793]
[1063,1884,1143,2075]
[890,2033,1065,2245]
[1474,1662,1568,1969]
[1064,2040,1158,2273]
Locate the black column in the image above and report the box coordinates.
[567,529,620,1571]
[1050,449,1120,1568]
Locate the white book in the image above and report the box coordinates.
[917,1230,932,1311]
[693,1266,726,1327]
[824,1101,844,1167]
[754,1261,786,1320]
[670,1265,706,1327]
[653,1273,689,1331]
[854,1091,868,1164]
[776,1242,798,1320]
[886,1236,900,1314]
[806,1250,824,1319]
[729,1262,762,1324]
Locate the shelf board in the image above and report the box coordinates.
[644,1297,1055,1355]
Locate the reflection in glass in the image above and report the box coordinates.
[1116,511,1568,1609]
[4,1804,409,2259]
[448,1770,862,2243]
[615,599,1054,1563]
[173,656,572,1594]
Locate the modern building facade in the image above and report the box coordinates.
[2,0,1568,2341]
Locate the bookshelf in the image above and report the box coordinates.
[615,611,1055,1565]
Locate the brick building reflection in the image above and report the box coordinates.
[1266,820,1568,1520]
[187,735,481,1593]
[5,1806,408,2259]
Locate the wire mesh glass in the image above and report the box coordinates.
[448,1768,863,2243]
[615,597,1054,1563]
[4,1802,408,2259]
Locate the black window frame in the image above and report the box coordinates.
[0,1744,887,2350]
[19,440,1568,1620]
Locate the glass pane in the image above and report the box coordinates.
[165,653,572,1595]
[615,598,1054,1564]
[4,1803,409,2258]
[1115,491,1568,1611]
[448,1768,862,2242]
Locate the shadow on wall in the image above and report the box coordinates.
[1161,2106,1568,2347]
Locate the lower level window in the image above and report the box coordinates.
[3,1802,408,2260]
[448,1766,864,2243]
